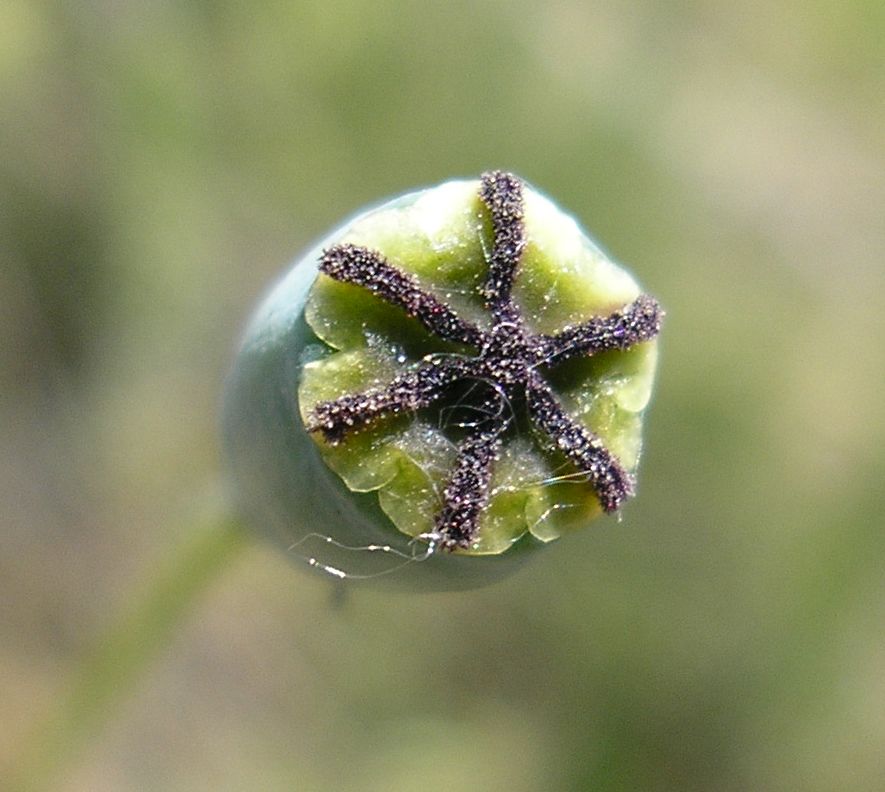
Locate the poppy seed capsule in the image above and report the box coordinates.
[222,173,662,588]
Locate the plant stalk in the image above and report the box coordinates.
[8,504,249,792]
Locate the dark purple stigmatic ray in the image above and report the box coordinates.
[478,170,526,317]
[306,170,663,550]
[319,245,483,347]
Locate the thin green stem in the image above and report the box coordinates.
[8,500,250,792]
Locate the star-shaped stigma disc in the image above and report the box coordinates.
[305,171,663,551]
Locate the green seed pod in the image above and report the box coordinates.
[222,172,662,588]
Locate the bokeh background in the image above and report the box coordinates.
[2,1,884,790]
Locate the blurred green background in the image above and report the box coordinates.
[2,1,883,790]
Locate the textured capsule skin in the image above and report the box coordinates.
[222,177,660,588]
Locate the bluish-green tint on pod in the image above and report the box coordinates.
[222,174,661,588]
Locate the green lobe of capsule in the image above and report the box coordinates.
[299,179,658,556]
